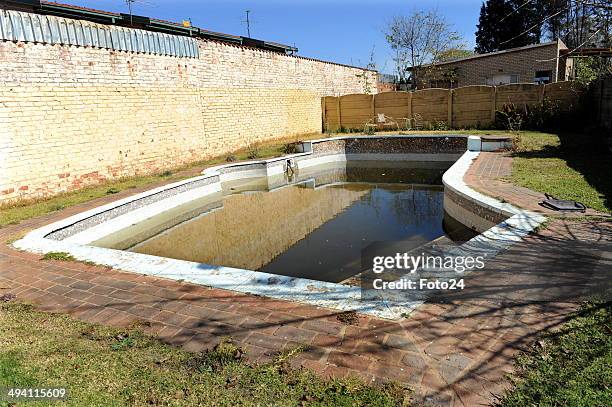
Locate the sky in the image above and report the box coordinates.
[66,0,483,73]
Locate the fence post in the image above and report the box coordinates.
[407,91,413,121]
[371,94,375,120]
[539,84,545,104]
[447,89,453,128]
[337,96,342,130]
[490,86,497,124]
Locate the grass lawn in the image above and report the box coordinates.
[511,132,611,213]
[0,302,409,406]
[498,302,612,406]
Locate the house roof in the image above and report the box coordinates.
[410,40,567,70]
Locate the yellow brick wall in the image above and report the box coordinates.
[0,39,376,203]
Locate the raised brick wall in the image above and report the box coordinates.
[0,37,376,203]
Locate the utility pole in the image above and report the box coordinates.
[125,0,135,25]
[243,10,251,38]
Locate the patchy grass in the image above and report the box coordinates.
[4,229,31,245]
[41,252,76,261]
[0,173,187,229]
[498,302,612,407]
[0,133,322,228]
[0,302,410,406]
[511,132,611,213]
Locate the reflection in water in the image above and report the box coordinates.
[94,162,474,283]
[259,184,445,282]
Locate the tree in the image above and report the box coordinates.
[541,0,611,82]
[436,48,474,62]
[475,0,543,53]
[542,0,611,48]
[355,47,377,94]
[384,10,465,88]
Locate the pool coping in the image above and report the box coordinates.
[13,134,546,320]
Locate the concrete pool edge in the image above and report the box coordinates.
[14,135,546,320]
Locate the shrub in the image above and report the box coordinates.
[433,120,448,131]
[495,102,524,134]
[246,143,260,159]
[363,123,376,135]
[281,142,300,154]
[496,97,586,133]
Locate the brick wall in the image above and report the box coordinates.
[0,37,376,204]
[418,41,569,88]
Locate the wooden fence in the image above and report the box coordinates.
[322,82,583,131]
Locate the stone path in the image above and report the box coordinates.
[1,152,610,406]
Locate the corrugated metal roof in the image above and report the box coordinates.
[0,8,199,58]
[5,1,297,54]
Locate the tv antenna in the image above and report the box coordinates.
[124,0,157,25]
[125,0,135,25]
[242,10,252,38]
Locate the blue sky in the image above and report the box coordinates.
[69,0,483,73]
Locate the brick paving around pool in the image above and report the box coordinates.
[465,151,607,217]
[1,153,610,406]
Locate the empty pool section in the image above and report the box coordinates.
[14,135,546,319]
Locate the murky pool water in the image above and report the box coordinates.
[94,162,475,283]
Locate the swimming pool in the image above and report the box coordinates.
[15,135,545,319]
[93,161,476,283]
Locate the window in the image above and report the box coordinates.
[485,74,520,85]
[429,79,455,89]
[534,70,552,84]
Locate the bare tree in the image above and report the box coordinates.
[355,47,378,94]
[385,10,465,88]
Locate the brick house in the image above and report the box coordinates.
[412,40,573,89]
